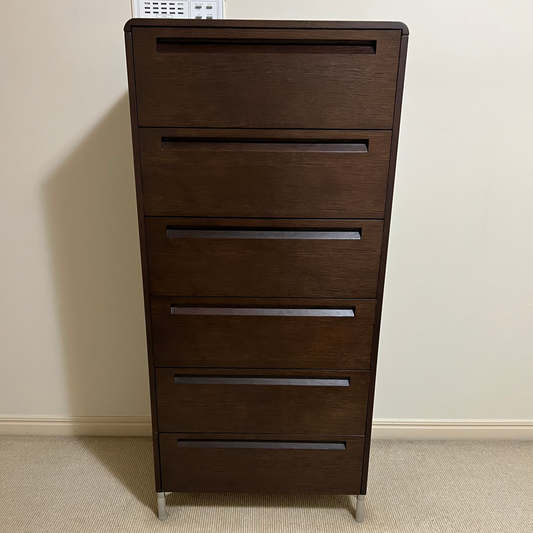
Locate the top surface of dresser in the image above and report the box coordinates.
[128,21,406,130]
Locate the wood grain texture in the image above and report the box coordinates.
[139,129,391,218]
[145,218,383,298]
[159,433,365,494]
[151,297,376,370]
[132,27,401,129]
[156,368,369,435]
[124,19,408,499]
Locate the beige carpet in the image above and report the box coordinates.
[1,437,532,532]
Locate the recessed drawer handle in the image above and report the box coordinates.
[161,138,368,154]
[177,440,346,450]
[174,376,350,387]
[156,37,376,55]
[170,307,354,318]
[166,229,361,240]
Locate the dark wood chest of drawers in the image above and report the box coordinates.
[125,19,408,522]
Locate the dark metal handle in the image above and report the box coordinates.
[156,37,376,55]
[166,229,361,240]
[174,376,350,387]
[177,440,346,450]
[161,139,368,154]
[170,307,354,317]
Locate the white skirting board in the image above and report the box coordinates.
[372,419,533,440]
[0,416,532,439]
[0,416,152,437]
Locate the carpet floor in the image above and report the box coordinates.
[0,437,532,532]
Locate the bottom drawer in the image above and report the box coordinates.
[160,433,364,494]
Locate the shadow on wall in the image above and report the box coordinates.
[41,93,155,507]
[41,94,149,420]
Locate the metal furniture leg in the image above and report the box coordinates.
[355,495,365,523]
[157,492,168,521]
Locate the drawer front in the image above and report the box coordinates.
[159,433,365,494]
[156,368,369,435]
[152,297,376,370]
[132,27,401,129]
[145,218,383,298]
[140,129,392,219]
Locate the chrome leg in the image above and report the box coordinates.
[355,495,365,523]
[157,491,168,521]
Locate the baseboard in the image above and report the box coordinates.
[0,415,152,437]
[1,416,532,439]
[372,419,533,440]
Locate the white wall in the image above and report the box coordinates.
[0,1,148,418]
[1,1,533,430]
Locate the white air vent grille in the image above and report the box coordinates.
[132,0,224,19]
[140,1,188,18]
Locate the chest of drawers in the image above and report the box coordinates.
[125,19,408,523]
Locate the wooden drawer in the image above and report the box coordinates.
[139,129,392,219]
[145,218,383,298]
[132,27,401,129]
[156,368,369,435]
[151,297,376,370]
[159,433,365,494]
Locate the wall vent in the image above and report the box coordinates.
[132,0,224,19]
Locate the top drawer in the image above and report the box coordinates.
[131,27,402,129]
